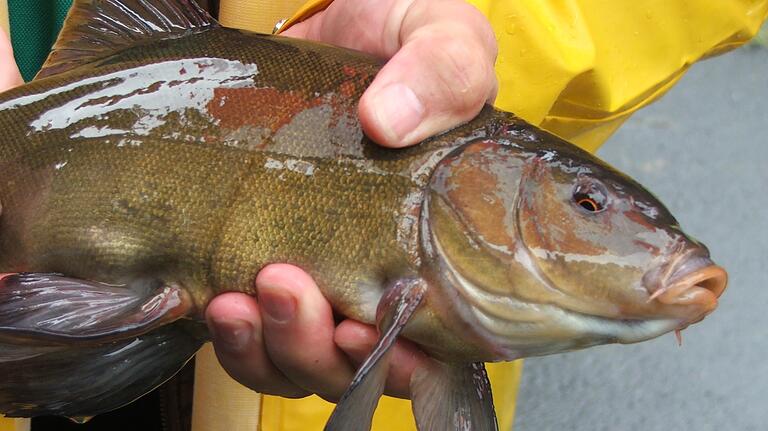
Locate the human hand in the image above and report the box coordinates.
[0,29,23,90]
[282,0,498,148]
[206,264,429,401]
[207,0,498,401]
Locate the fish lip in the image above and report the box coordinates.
[645,249,728,309]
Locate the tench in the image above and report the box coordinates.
[0,0,728,429]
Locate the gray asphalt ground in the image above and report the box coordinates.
[512,44,768,430]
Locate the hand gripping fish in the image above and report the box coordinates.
[0,1,727,429]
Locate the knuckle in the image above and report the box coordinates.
[463,3,498,58]
[429,35,497,112]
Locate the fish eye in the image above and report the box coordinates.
[572,181,608,213]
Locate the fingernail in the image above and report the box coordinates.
[370,83,425,145]
[259,287,297,324]
[210,318,252,352]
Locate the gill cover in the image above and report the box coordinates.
[423,139,567,356]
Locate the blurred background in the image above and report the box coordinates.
[514,25,768,431]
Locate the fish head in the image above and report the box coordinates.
[420,131,727,360]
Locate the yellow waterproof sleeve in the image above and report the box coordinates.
[480,0,768,151]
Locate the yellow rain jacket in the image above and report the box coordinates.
[1,0,766,430]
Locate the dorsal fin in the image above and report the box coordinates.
[36,0,219,80]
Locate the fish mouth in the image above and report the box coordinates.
[647,251,728,320]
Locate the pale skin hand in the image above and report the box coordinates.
[208,0,498,401]
[207,265,430,400]
[0,29,23,89]
[0,0,499,401]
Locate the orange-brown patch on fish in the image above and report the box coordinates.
[207,87,319,131]
[337,66,373,98]
[338,80,357,98]
[446,156,515,252]
[342,65,357,77]
[461,140,498,155]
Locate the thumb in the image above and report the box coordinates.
[282,0,498,148]
[358,0,498,147]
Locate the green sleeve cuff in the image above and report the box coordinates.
[8,0,71,81]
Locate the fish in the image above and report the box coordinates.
[0,0,728,429]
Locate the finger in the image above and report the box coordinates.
[283,0,498,148]
[334,319,430,399]
[205,292,309,398]
[0,28,23,90]
[257,264,355,401]
[359,29,497,148]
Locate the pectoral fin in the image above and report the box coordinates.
[411,361,498,431]
[0,273,204,418]
[0,273,192,343]
[325,278,427,431]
